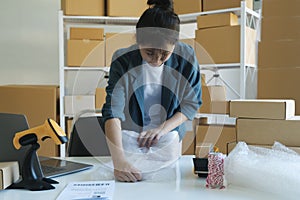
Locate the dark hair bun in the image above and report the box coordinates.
[147,0,173,11]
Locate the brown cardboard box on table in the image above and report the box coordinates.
[202,0,253,11]
[196,124,236,155]
[0,162,19,190]
[197,12,238,29]
[106,0,148,17]
[105,33,136,66]
[182,131,196,155]
[236,116,300,147]
[229,99,295,119]
[67,28,105,67]
[195,25,256,64]
[61,0,105,16]
[0,85,60,157]
[173,0,202,14]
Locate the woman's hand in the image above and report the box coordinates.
[113,159,142,182]
[137,127,165,148]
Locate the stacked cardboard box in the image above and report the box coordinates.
[199,85,230,114]
[62,0,203,17]
[195,12,256,64]
[105,33,136,66]
[202,0,253,11]
[106,0,148,17]
[195,124,236,155]
[257,0,300,114]
[67,27,105,67]
[61,0,105,16]
[228,99,300,154]
[173,0,202,14]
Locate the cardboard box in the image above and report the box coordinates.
[204,85,226,101]
[95,87,106,110]
[258,40,300,69]
[0,162,19,190]
[203,0,253,11]
[200,101,230,114]
[236,117,300,146]
[0,85,60,157]
[64,95,95,115]
[227,142,300,154]
[195,143,213,158]
[196,124,236,154]
[67,39,105,67]
[180,38,195,49]
[199,85,229,114]
[229,99,295,120]
[61,0,105,16]
[182,131,195,155]
[66,118,74,137]
[195,26,256,64]
[70,27,104,40]
[197,13,239,29]
[260,17,300,41]
[262,0,300,17]
[257,68,300,115]
[173,0,202,14]
[105,33,136,66]
[106,0,148,17]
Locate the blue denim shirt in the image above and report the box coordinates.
[101,42,202,140]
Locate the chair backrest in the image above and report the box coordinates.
[0,113,30,169]
[68,116,110,157]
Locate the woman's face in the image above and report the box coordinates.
[139,43,175,67]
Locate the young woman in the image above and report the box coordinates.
[102,0,202,182]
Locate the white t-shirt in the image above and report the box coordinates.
[143,62,165,131]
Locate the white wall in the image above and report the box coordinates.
[0,0,60,85]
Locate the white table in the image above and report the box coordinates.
[0,156,284,200]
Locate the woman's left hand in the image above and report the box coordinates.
[137,127,165,148]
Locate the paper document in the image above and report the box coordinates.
[56,180,115,200]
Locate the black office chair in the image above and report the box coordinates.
[68,116,110,157]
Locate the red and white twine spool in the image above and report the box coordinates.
[206,153,226,189]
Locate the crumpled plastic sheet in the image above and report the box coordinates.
[93,130,181,182]
[225,141,300,199]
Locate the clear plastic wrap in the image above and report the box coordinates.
[95,130,181,182]
[225,142,300,199]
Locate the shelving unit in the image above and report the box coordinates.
[193,1,261,99]
[58,2,261,156]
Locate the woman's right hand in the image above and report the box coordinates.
[113,159,142,182]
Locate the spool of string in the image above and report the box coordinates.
[206,152,226,189]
